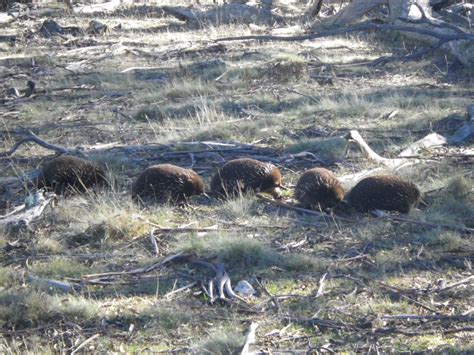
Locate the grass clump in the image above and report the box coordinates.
[33,258,93,278]
[266,54,307,82]
[197,332,245,354]
[424,176,474,227]
[0,291,98,329]
[286,137,348,162]
[163,79,217,100]
[217,194,259,220]
[172,232,323,274]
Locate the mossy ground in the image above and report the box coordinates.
[0,0,473,352]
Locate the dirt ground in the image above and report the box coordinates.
[0,1,473,353]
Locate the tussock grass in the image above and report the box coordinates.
[197,332,245,354]
[33,258,93,278]
[217,194,259,221]
[286,136,348,161]
[163,79,217,101]
[0,291,98,328]
[423,175,474,227]
[172,232,325,274]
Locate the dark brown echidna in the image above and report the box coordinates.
[132,164,205,204]
[210,158,283,199]
[294,167,344,210]
[37,155,107,195]
[348,175,421,214]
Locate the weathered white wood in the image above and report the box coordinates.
[0,191,53,229]
[398,132,447,157]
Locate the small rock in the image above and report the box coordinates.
[235,280,256,297]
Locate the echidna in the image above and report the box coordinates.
[210,158,283,199]
[132,164,205,204]
[348,175,421,214]
[37,155,107,195]
[294,167,344,210]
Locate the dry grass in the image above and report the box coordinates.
[0,0,473,352]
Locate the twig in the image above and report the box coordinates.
[427,275,474,294]
[148,227,159,257]
[255,278,282,314]
[374,326,474,336]
[284,316,352,330]
[257,195,358,223]
[380,214,474,235]
[27,275,81,292]
[380,314,473,322]
[344,275,439,314]
[71,333,100,354]
[0,131,75,157]
[164,281,198,298]
[316,273,328,298]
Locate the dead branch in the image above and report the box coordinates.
[0,131,77,157]
[164,281,198,299]
[373,326,474,336]
[27,275,80,292]
[426,275,474,294]
[216,18,473,65]
[70,334,101,355]
[316,273,328,298]
[80,251,241,303]
[256,195,358,223]
[216,21,474,44]
[381,213,474,234]
[0,191,54,231]
[148,228,159,257]
[284,316,352,330]
[380,314,474,322]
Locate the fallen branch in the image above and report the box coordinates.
[216,21,474,44]
[426,275,474,294]
[381,213,474,234]
[80,252,241,304]
[0,131,76,157]
[380,314,473,322]
[0,191,54,231]
[257,195,358,223]
[374,326,474,336]
[27,275,80,292]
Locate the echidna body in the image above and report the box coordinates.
[348,175,420,214]
[294,168,344,210]
[210,158,282,199]
[37,155,107,195]
[132,164,205,204]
